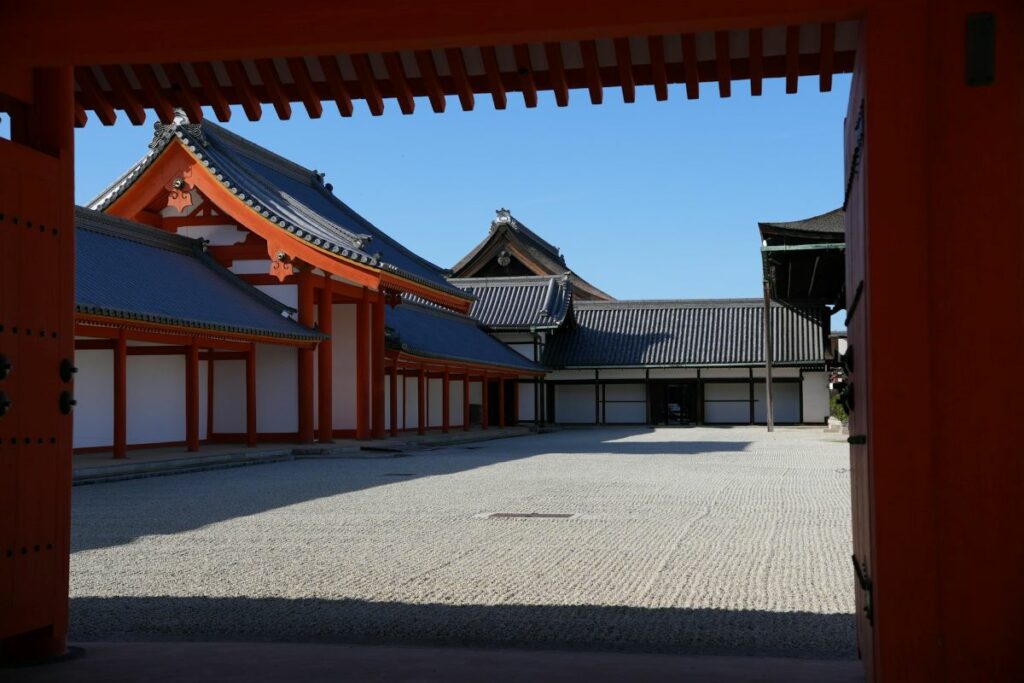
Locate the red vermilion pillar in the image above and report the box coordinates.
[245,343,257,447]
[442,369,450,433]
[296,273,315,443]
[512,379,520,426]
[371,293,386,437]
[498,377,506,428]
[389,363,398,437]
[185,341,200,452]
[417,367,426,435]
[317,285,333,443]
[113,330,127,459]
[462,374,470,431]
[355,290,370,439]
[481,375,489,430]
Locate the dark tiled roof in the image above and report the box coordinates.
[759,208,845,239]
[450,275,572,330]
[386,303,542,373]
[75,208,323,342]
[543,299,827,368]
[89,114,470,305]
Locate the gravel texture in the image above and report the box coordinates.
[70,427,855,658]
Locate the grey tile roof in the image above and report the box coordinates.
[450,275,573,330]
[75,208,323,342]
[759,208,845,239]
[386,303,542,373]
[543,299,827,368]
[88,113,470,306]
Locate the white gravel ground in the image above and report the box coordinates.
[70,427,855,658]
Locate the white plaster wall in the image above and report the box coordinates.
[701,368,751,379]
[546,369,596,381]
[73,349,113,449]
[602,383,646,424]
[125,355,187,444]
[597,369,646,380]
[428,377,444,427]
[518,382,536,421]
[230,259,273,275]
[255,344,297,434]
[509,343,535,360]
[404,376,420,430]
[332,303,358,430]
[469,380,483,403]
[450,380,465,426]
[753,382,801,423]
[212,358,246,434]
[255,283,298,310]
[801,372,830,424]
[555,384,597,424]
[703,382,750,424]
[751,366,801,378]
[647,368,699,379]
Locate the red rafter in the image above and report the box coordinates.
[192,62,231,121]
[580,40,603,105]
[680,33,700,100]
[130,64,175,123]
[317,56,354,117]
[415,50,446,113]
[74,102,88,128]
[224,60,262,121]
[481,46,507,110]
[819,22,836,92]
[748,29,764,96]
[714,31,731,97]
[163,63,204,123]
[383,52,415,114]
[351,54,385,115]
[100,65,145,125]
[785,25,800,94]
[544,43,569,106]
[613,38,635,103]
[445,48,474,111]
[75,66,116,125]
[513,44,537,108]
[286,57,324,118]
[254,58,292,119]
[648,36,668,101]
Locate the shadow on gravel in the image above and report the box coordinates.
[71,429,750,553]
[69,595,856,660]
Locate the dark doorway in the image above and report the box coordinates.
[650,381,700,425]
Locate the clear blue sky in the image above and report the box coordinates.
[73,74,851,301]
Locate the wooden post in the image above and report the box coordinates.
[297,273,315,443]
[762,280,774,432]
[371,293,386,437]
[498,377,506,428]
[113,330,127,459]
[246,343,257,447]
[481,375,489,430]
[389,364,398,437]
[417,366,426,435]
[442,369,450,433]
[463,374,470,430]
[317,285,334,443]
[512,379,519,426]
[186,340,200,452]
[355,289,370,439]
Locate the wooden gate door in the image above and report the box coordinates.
[843,42,873,672]
[0,68,75,660]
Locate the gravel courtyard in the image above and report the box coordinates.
[70,427,855,658]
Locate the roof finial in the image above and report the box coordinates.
[491,208,517,232]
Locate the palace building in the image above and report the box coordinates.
[73,114,837,456]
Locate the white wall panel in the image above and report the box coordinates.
[604,383,646,401]
[555,384,596,423]
[73,349,113,449]
[753,382,801,423]
[332,303,358,430]
[428,377,444,427]
[546,369,595,381]
[255,344,297,434]
[701,368,750,379]
[212,358,246,434]
[518,382,536,421]
[604,402,646,423]
[801,372,830,424]
[597,369,646,380]
[126,355,186,444]
[450,380,465,426]
[752,366,801,378]
[648,368,699,379]
[405,376,420,429]
[703,382,750,424]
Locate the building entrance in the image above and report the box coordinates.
[650,381,699,425]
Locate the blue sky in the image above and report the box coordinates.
[73,74,851,301]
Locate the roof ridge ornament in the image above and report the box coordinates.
[490,208,518,233]
[150,108,207,150]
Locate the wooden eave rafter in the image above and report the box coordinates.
[75,316,316,349]
[387,349,542,377]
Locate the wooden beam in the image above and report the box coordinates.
[543,42,569,107]
[163,62,204,123]
[785,25,800,94]
[481,46,507,110]
[224,60,263,121]
[680,33,700,100]
[130,64,175,123]
[383,52,415,114]
[714,31,731,97]
[286,57,324,119]
[246,343,257,447]
[317,55,354,117]
[415,50,446,113]
[513,44,538,108]
[351,53,385,115]
[74,103,88,128]
[648,35,668,101]
[191,61,232,121]
[818,21,836,92]
[99,65,145,125]
[74,66,116,125]
[254,58,292,119]
[613,38,635,103]
[445,47,475,111]
[580,40,604,104]
[748,28,764,96]
[186,341,200,452]
[113,331,127,459]
[74,338,116,350]
[297,272,315,443]
[317,284,333,443]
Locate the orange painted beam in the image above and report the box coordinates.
[513,44,538,108]
[75,316,302,349]
[100,65,146,125]
[356,290,370,439]
[317,284,333,443]
[255,58,292,120]
[287,57,325,119]
[383,52,415,114]
[225,60,263,121]
[113,331,127,459]
[296,272,315,443]
[186,341,200,452]
[544,42,569,107]
[318,55,354,117]
[74,66,116,125]
[818,21,835,92]
[415,50,446,113]
[246,343,257,447]
[481,46,507,110]
[130,64,175,123]
[648,35,668,101]
[163,62,204,123]
[351,54,384,115]
[580,40,604,104]
[371,294,386,438]
[714,31,732,97]
[748,28,764,96]
[613,38,635,103]
[191,61,232,121]
[445,48,475,111]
